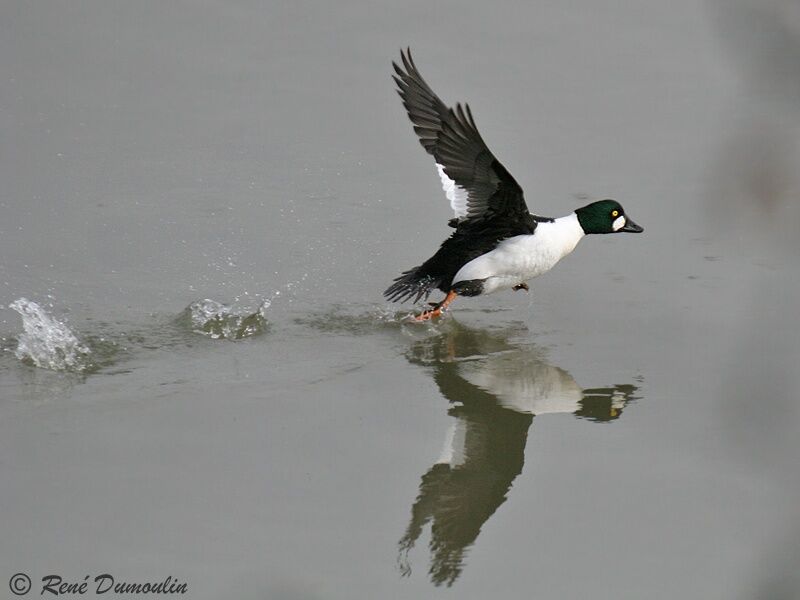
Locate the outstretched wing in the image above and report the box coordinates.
[392,48,529,224]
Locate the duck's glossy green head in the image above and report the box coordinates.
[575,199,644,235]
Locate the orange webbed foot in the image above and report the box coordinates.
[411,290,458,322]
[413,306,444,321]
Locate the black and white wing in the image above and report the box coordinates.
[392,48,529,224]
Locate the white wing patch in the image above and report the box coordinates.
[436,163,469,219]
[436,421,468,467]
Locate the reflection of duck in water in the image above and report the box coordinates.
[398,321,638,586]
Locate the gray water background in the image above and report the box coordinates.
[1,1,799,598]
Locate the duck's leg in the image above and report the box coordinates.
[513,282,529,292]
[414,290,458,321]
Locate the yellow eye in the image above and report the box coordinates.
[611,210,619,217]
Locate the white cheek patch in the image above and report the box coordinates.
[612,215,626,231]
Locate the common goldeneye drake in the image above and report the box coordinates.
[384,49,644,321]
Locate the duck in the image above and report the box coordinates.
[384,49,644,321]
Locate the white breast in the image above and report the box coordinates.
[452,213,585,294]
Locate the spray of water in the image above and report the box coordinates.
[9,298,91,372]
[183,298,271,340]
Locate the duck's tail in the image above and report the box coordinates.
[383,267,441,304]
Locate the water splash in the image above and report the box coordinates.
[181,298,270,340]
[9,298,92,372]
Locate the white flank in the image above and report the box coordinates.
[436,163,468,219]
[452,212,585,294]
